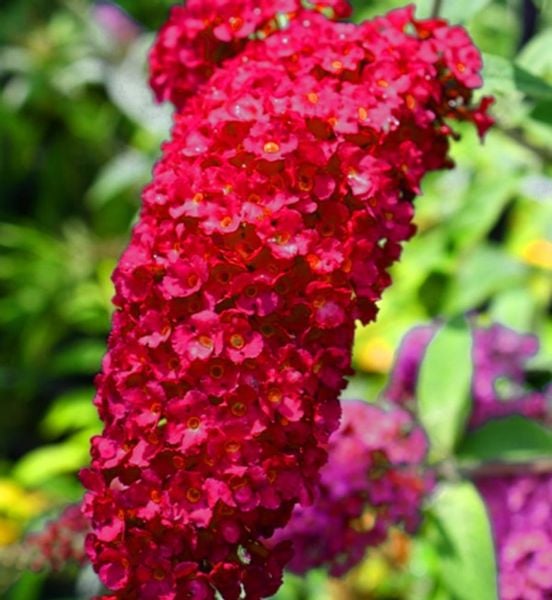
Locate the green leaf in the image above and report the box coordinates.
[530,101,552,126]
[443,245,526,315]
[5,571,46,600]
[483,54,552,101]
[416,317,473,461]
[458,415,552,463]
[431,482,498,600]
[86,150,152,208]
[514,66,552,102]
[489,288,537,332]
[39,387,98,439]
[105,34,172,138]
[414,0,492,22]
[517,30,552,79]
[12,441,90,487]
[446,177,516,251]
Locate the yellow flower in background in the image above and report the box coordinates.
[348,553,390,594]
[333,529,413,598]
[0,518,20,547]
[0,480,47,519]
[0,480,48,547]
[519,239,552,270]
[354,336,395,374]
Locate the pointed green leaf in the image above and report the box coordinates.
[12,442,90,487]
[417,317,473,461]
[443,245,526,315]
[483,54,552,101]
[458,415,552,463]
[39,388,98,439]
[431,482,498,600]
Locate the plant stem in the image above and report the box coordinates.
[432,0,444,18]
[519,0,539,49]
[438,457,552,480]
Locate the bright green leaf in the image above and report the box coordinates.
[431,482,498,600]
[458,415,552,463]
[417,317,473,461]
[483,54,552,101]
[517,30,552,79]
[5,571,46,600]
[415,0,492,22]
[446,177,516,251]
[443,245,526,315]
[39,388,98,439]
[489,288,537,332]
[12,442,90,487]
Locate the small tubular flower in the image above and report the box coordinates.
[268,400,432,576]
[84,4,492,598]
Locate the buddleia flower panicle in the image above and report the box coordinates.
[82,1,492,597]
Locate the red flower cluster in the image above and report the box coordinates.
[83,2,492,598]
[269,400,432,576]
[25,504,88,572]
[149,0,352,107]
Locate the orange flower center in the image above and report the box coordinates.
[307,91,319,104]
[268,387,282,404]
[263,141,280,154]
[199,335,214,349]
[220,216,233,228]
[187,416,201,430]
[186,488,202,503]
[230,334,245,349]
[231,402,247,417]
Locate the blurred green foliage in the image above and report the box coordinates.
[0,0,551,598]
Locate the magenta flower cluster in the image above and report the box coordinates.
[80,1,490,597]
[269,400,432,576]
[477,475,552,600]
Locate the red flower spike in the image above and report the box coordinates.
[84,3,492,598]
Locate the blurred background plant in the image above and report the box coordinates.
[0,0,550,598]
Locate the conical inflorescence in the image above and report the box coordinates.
[82,2,492,598]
